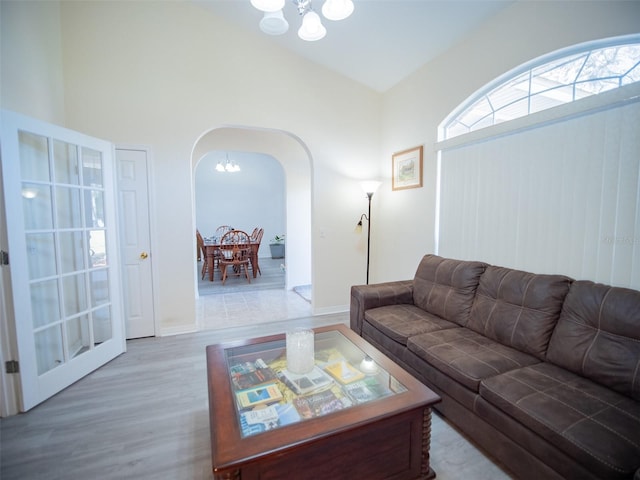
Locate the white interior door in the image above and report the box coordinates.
[0,110,126,412]
[116,147,155,339]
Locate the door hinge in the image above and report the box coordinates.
[0,250,8,266]
[5,360,19,374]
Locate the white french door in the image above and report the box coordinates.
[0,110,125,411]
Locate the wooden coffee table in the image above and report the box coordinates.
[206,324,440,480]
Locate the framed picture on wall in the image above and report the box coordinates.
[392,145,423,191]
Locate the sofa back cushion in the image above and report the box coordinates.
[546,281,640,401]
[467,266,572,359]
[412,255,487,326]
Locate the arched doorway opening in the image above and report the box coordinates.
[190,126,313,303]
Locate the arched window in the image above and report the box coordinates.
[441,34,640,140]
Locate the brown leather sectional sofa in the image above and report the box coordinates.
[350,254,640,480]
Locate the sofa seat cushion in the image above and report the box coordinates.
[546,280,640,401]
[407,327,540,392]
[480,362,640,479]
[412,254,487,326]
[467,265,572,360]
[364,304,458,345]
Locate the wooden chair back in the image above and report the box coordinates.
[218,230,252,284]
[215,225,233,238]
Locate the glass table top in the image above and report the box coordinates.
[223,330,408,438]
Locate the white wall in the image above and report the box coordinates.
[55,1,380,330]
[0,0,66,123]
[377,0,640,283]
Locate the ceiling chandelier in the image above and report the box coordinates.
[215,153,241,173]
[250,0,354,42]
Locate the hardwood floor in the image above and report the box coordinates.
[0,314,512,480]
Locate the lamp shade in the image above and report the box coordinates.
[251,0,285,13]
[321,0,354,21]
[360,180,382,195]
[298,11,326,41]
[259,10,289,35]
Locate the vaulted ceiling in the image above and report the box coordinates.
[196,0,515,92]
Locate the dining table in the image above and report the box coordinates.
[203,240,259,281]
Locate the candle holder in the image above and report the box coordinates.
[286,327,315,374]
[359,356,378,374]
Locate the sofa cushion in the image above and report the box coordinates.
[364,304,458,345]
[467,266,572,359]
[407,327,540,392]
[412,254,487,327]
[546,281,640,401]
[480,362,640,479]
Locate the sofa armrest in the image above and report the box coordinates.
[350,281,414,335]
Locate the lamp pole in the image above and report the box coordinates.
[366,191,373,285]
[359,180,381,285]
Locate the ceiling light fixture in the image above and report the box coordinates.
[251,0,354,41]
[215,153,241,173]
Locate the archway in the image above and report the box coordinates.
[190,126,313,301]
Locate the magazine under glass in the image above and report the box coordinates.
[224,330,408,438]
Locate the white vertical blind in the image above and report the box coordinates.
[437,88,640,290]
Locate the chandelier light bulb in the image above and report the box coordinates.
[321,0,354,21]
[298,11,326,41]
[259,10,289,35]
[250,0,285,13]
[215,162,225,172]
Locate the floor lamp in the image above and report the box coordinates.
[356,181,381,284]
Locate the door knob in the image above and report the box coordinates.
[140,252,148,260]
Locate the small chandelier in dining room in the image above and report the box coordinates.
[215,153,241,173]
[250,0,354,41]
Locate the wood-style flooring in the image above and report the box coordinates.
[0,314,512,480]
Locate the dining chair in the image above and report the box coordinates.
[198,229,215,280]
[196,229,204,262]
[218,230,252,284]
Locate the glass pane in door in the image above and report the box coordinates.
[88,229,107,267]
[66,314,90,359]
[31,280,61,329]
[55,186,82,228]
[62,273,88,317]
[18,131,50,182]
[90,269,110,306]
[53,140,79,185]
[26,233,57,280]
[93,306,112,344]
[22,183,53,230]
[59,231,85,274]
[82,147,103,187]
[35,325,64,375]
[85,189,105,228]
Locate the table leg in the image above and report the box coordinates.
[251,251,258,278]
[421,407,436,479]
[208,253,215,281]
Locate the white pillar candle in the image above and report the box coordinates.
[286,328,315,374]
